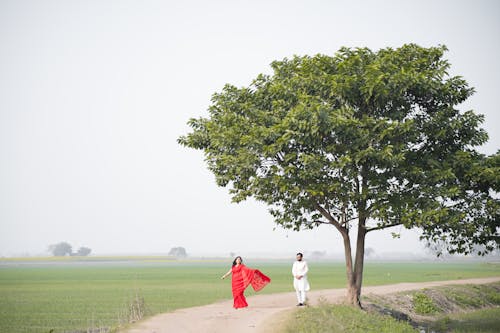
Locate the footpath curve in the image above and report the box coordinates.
[121,276,500,333]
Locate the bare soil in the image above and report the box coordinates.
[119,277,500,333]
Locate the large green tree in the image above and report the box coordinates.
[178,44,499,306]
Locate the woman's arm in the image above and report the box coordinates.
[221,268,232,279]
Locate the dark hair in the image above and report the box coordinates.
[296,253,303,257]
[232,256,243,267]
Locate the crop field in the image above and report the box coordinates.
[0,258,499,332]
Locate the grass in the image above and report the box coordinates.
[432,307,500,333]
[443,283,500,308]
[427,283,500,333]
[285,282,500,333]
[284,303,417,333]
[0,259,499,332]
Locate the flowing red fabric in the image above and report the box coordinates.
[231,264,271,308]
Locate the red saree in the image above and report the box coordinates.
[231,264,271,308]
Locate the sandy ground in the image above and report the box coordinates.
[120,276,500,333]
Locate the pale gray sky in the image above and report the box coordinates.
[0,0,499,257]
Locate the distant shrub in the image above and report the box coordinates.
[168,247,187,257]
[48,242,72,256]
[75,247,92,256]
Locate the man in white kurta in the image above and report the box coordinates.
[292,252,310,306]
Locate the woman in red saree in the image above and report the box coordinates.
[221,256,271,309]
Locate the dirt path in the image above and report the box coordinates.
[120,276,500,333]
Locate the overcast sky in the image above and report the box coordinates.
[0,0,499,257]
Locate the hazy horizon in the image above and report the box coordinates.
[1,0,499,257]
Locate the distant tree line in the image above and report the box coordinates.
[48,242,92,257]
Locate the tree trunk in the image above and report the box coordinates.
[341,229,360,307]
[345,216,367,307]
[315,197,367,307]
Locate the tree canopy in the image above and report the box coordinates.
[168,246,187,258]
[76,247,92,256]
[48,242,72,256]
[179,44,499,304]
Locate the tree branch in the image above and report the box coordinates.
[305,220,331,227]
[313,201,345,233]
[365,221,403,233]
[346,215,358,223]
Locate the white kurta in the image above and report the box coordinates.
[292,260,310,291]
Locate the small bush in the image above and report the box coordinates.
[127,291,149,323]
[412,292,439,315]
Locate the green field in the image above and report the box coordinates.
[0,258,499,332]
